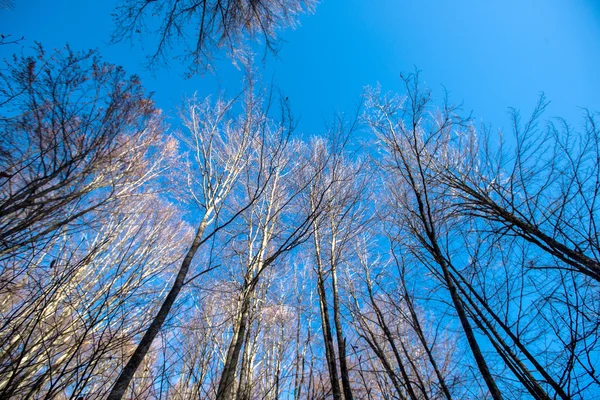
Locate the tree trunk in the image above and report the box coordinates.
[316,271,342,400]
[331,262,354,400]
[451,270,558,400]
[313,227,343,400]
[365,275,419,400]
[399,276,453,399]
[410,161,504,400]
[431,242,503,400]
[236,312,255,400]
[107,217,210,400]
[217,292,253,400]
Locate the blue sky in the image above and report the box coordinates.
[1,0,599,134]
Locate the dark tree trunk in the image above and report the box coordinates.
[107,218,210,400]
[316,267,342,400]
[331,262,354,400]
[217,292,253,400]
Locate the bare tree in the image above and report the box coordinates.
[111,0,316,74]
[4,36,599,400]
[429,95,600,398]
[213,115,333,400]
[0,195,189,399]
[107,81,282,399]
[365,73,600,399]
[305,120,369,400]
[0,45,162,260]
[213,125,299,400]
[0,45,189,399]
[434,96,600,283]
[365,74,505,400]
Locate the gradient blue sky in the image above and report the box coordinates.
[1,0,599,134]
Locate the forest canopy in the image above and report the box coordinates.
[1,1,599,399]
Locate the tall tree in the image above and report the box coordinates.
[365,74,504,400]
[214,113,333,400]
[0,45,161,259]
[107,82,283,399]
[0,45,184,399]
[306,123,367,400]
[365,73,600,399]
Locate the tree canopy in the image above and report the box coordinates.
[1,2,599,399]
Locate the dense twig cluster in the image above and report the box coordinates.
[111,0,316,74]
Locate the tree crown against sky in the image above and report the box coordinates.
[1,1,600,400]
[111,0,316,75]
[3,0,599,133]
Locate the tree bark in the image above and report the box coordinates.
[316,271,342,400]
[331,258,354,400]
[216,292,253,400]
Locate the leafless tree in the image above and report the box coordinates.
[3,36,599,400]
[435,96,600,283]
[365,75,506,399]
[213,112,335,400]
[107,80,283,399]
[342,229,464,400]
[111,0,316,74]
[304,119,370,400]
[0,196,188,399]
[0,45,190,399]
[0,45,162,260]
[365,72,600,399]
[431,95,600,398]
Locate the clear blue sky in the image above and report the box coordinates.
[1,0,599,134]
